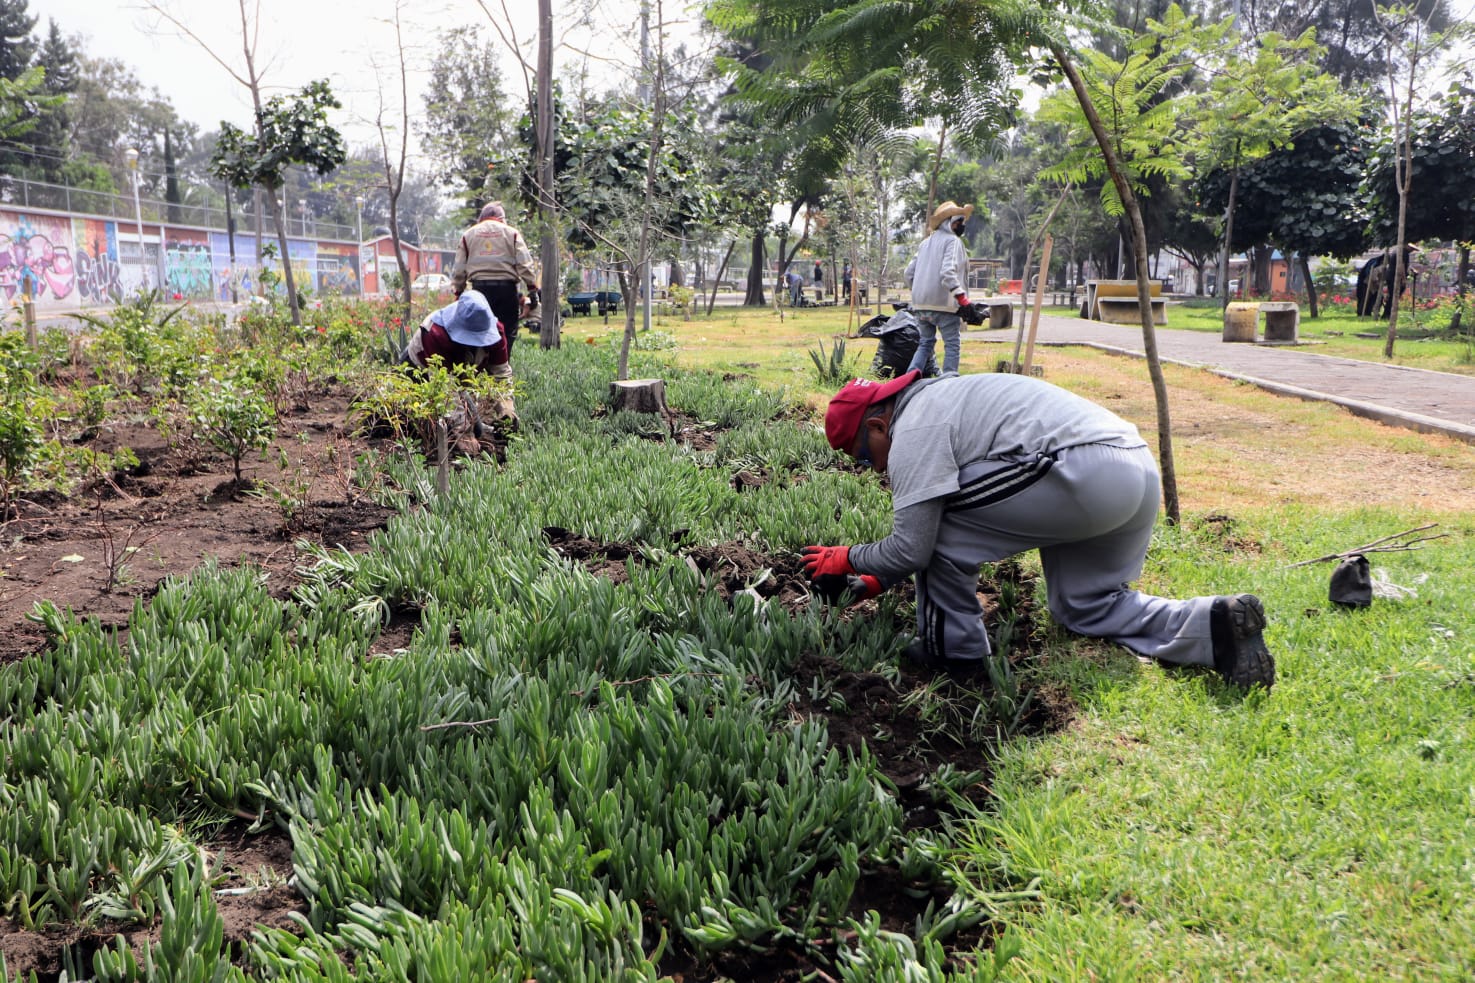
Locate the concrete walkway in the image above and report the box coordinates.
[971,313,1475,445]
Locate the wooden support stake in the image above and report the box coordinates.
[1022,234,1054,375]
[435,419,449,496]
[21,277,36,349]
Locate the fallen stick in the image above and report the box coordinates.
[1285,522,1446,568]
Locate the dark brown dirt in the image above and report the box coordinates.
[0,386,421,666]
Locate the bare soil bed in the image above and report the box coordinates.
[0,386,402,666]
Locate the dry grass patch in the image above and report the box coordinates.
[622,309,1475,516]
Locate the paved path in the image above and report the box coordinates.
[970,313,1475,445]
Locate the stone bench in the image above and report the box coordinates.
[1260,301,1300,343]
[1083,279,1168,326]
[1223,301,1258,342]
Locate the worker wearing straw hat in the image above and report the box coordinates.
[903,201,974,375]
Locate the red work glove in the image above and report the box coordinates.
[955,292,970,306]
[849,575,883,603]
[801,545,855,579]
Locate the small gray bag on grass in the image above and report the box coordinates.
[1329,553,1372,608]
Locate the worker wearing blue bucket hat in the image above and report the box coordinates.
[401,287,511,382]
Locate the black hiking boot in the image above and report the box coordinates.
[1210,594,1276,690]
[903,638,987,678]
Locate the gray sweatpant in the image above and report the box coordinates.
[916,443,1215,666]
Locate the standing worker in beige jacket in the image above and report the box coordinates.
[452,201,539,355]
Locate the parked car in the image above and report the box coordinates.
[411,273,452,294]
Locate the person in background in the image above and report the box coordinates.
[813,259,824,297]
[842,261,853,303]
[802,370,1275,690]
[451,201,538,358]
[904,201,973,376]
[786,267,805,307]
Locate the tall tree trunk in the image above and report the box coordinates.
[385,185,411,322]
[744,231,766,306]
[1052,43,1180,525]
[706,239,736,316]
[924,121,948,223]
[619,0,668,381]
[536,0,560,349]
[1300,253,1320,318]
[267,191,303,325]
[1217,161,1240,310]
[1451,244,1469,336]
[224,187,238,303]
[164,126,182,224]
[616,263,635,380]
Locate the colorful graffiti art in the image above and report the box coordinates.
[72,219,121,304]
[0,212,77,303]
[75,250,123,304]
[166,233,214,299]
[315,245,360,296]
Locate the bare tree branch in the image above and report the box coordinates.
[1285,523,1446,567]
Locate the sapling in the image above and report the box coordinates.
[188,380,278,486]
[0,396,43,521]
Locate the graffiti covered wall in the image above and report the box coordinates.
[315,244,360,296]
[72,218,120,304]
[165,230,213,299]
[0,211,76,306]
[3,206,371,312]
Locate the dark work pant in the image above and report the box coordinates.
[471,278,520,357]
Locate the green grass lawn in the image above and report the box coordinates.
[963,503,1475,980]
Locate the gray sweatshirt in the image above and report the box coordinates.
[849,374,1145,581]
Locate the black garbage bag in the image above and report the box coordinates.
[856,307,938,378]
[1330,553,1372,608]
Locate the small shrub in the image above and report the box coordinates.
[188,380,277,485]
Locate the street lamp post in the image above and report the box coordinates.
[298,199,308,238]
[354,195,365,296]
[124,147,147,294]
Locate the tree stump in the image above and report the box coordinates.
[609,379,670,416]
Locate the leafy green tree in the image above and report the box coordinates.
[1198,117,1371,313]
[708,0,1038,210]
[1365,82,1475,333]
[211,80,347,327]
[420,27,514,215]
[0,0,34,81]
[8,18,74,181]
[555,98,715,374]
[1037,33,1191,226]
[0,64,50,146]
[1365,3,1472,355]
[1169,12,1358,309]
[1235,0,1453,85]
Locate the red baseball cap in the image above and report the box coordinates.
[823,371,920,451]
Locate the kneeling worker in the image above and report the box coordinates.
[401,287,511,384]
[802,370,1274,688]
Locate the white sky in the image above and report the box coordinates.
[39,0,1475,175]
[40,0,706,154]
